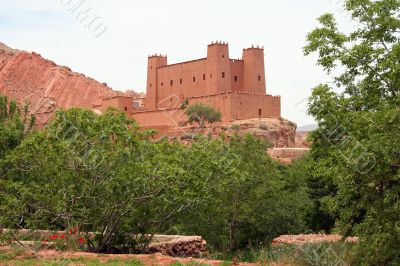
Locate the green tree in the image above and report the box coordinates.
[185,103,222,127]
[171,134,311,251]
[0,95,35,160]
[304,0,400,264]
[0,108,211,253]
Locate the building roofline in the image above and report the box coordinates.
[157,57,207,69]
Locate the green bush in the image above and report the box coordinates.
[185,103,222,127]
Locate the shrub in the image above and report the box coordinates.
[230,124,240,131]
[259,124,268,130]
[185,103,222,127]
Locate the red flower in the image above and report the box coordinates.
[60,234,66,239]
[49,234,58,241]
[78,237,86,243]
[68,229,74,235]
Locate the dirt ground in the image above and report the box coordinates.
[0,246,262,266]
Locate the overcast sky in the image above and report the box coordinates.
[0,0,353,126]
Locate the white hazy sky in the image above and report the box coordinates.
[0,0,353,126]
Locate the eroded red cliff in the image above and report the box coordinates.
[0,42,134,125]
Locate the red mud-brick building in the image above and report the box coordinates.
[101,42,281,127]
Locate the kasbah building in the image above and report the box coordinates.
[100,41,281,131]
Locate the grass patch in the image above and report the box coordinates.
[170,261,211,266]
[210,242,356,265]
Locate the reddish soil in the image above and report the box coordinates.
[0,247,258,266]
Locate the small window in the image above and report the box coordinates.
[203,74,206,80]
[193,76,196,82]
[150,83,152,88]
[222,72,225,78]
[259,109,262,116]
[161,82,164,86]
[234,76,238,82]
[124,107,128,112]
[222,55,225,58]
[170,80,173,86]
[258,75,262,81]
[180,78,183,84]
[150,66,153,69]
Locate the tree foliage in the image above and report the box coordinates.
[304,0,400,264]
[0,107,313,254]
[0,95,35,160]
[167,135,311,251]
[185,103,222,127]
[0,108,213,253]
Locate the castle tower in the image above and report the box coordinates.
[206,42,231,94]
[242,46,266,94]
[145,54,167,109]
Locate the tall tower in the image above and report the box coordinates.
[242,46,266,94]
[206,42,231,94]
[145,55,167,110]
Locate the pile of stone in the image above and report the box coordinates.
[146,235,208,258]
[272,234,359,246]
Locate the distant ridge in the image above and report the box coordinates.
[0,42,21,54]
[297,124,318,132]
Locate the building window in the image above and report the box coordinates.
[258,75,262,81]
[161,82,164,86]
[170,80,173,86]
[234,76,238,82]
[259,109,262,116]
[193,76,196,82]
[222,72,225,78]
[222,55,225,58]
[180,78,183,84]
[203,74,206,80]
[124,107,128,112]
[150,83,152,88]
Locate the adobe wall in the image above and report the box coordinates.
[131,92,280,127]
[188,93,233,122]
[230,59,244,92]
[100,96,134,113]
[231,93,280,120]
[132,108,186,127]
[156,58,209,103]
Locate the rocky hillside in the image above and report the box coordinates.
[155,118,297,148]
[0,42,140,125]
